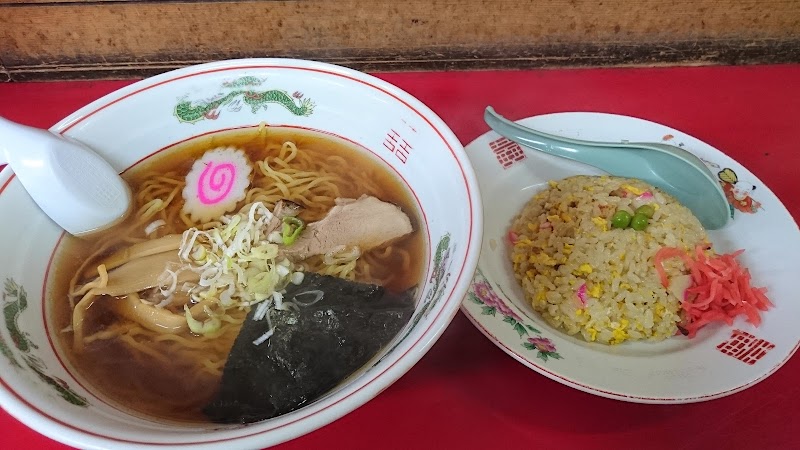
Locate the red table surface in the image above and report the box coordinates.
[1,65,799,450]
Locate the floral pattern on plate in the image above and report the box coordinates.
[468,269,562,362]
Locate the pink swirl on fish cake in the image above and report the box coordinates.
[197,162,236,205]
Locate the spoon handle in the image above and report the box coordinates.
[484,106,620,169]
[484,107,731,230]
[0,116,133,236]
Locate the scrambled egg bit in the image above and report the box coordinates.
[572,263,593,276]
[610,319,630,344]
[534,290,547,307]
[587,328,598,342]
[622,184,645,195]
[582,316,633,345]
[591,216,608,231]
[529,253,558,266]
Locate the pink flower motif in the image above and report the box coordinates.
[528,336,557,353]
[473,281,520,320]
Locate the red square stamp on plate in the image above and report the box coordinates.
[717,329,775,365]
[489,137,526,169]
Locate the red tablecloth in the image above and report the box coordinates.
[1,65,799,450]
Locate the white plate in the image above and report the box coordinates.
[460,112,800,403]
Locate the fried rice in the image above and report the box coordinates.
[509,175,708,345]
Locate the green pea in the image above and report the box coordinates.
[635,204,656,218]
[611,210,632,229]
[631,213,649,231]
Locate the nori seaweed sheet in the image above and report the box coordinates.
[204,273,415,424]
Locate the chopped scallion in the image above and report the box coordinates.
[282,216,305,245]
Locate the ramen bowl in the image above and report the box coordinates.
[0,59,482,449]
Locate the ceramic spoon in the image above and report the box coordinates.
[484,107,730,230]
[0,116,132,236]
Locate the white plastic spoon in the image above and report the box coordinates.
[0,116,132,236]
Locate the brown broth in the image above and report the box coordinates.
[49,127,426,423]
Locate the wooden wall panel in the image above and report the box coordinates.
[1,0,798,81]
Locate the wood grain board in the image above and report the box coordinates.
[1,0,799,80]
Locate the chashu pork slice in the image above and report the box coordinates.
[282,195,413,260]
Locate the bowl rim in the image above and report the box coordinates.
[0,58,484,449]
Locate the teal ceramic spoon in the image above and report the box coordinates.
[484,107,730,230]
